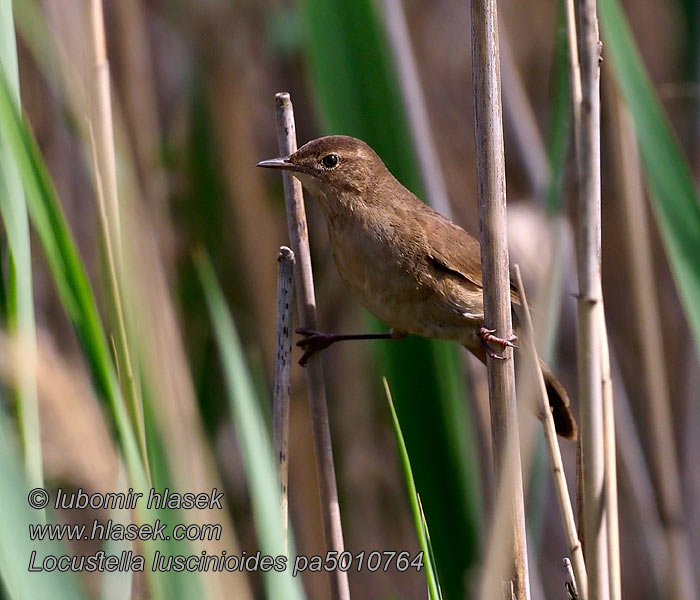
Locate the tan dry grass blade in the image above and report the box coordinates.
[88,0,148,474]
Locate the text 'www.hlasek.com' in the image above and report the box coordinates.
[26,487,424,575]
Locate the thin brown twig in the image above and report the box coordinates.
[274,246,295,555]
[273,92,351,600]
[471,1,530,597]
[513,266,588,600]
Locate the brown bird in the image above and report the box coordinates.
[257,135,576,439]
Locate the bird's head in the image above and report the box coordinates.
[256,135,391,211]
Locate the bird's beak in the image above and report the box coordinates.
[255,157,295,170]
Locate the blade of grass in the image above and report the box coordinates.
[88,0,148,475]
[383,378,443,600]
[0,0,41,491]
[87,122,149,481]
[196,253,305,600]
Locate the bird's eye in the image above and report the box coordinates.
[321,154,339,169]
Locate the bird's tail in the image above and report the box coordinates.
[539,360,577,440]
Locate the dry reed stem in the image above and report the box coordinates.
[378,0,452,218]
[567,0,610,596]
[471,1,530,596]
[513,265,588,600]
[612,98,697,599]
[274,246,295,555]
[273,92,350,600]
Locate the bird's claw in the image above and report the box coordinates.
[478,327,519,360]
[295,328,335,366]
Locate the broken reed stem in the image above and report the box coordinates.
[377,0,452,218]
[569,0,609,597]
[470,1,530,597]
[89,0,148,479]
[612,98,697,600]
[273,92,350,600]
[274,246,295,555]
[513,266,588,600]
[564,558,579,599]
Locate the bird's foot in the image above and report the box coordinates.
[478,327,519,360]
[295,328,337,366]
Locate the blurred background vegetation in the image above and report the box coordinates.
[1,0,699,599]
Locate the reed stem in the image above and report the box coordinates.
[273,92,351,600]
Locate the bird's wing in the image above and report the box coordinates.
[420,208,521,305]
[421,210,483,286]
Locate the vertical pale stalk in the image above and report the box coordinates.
[0,0,41,490]
[274,246,295,554]
[612,98,697,600]
[88,0,148,474]
[470,1,530,597]
[273,92,350,600]
[514,266,588,600]
[568,0,610,596]
[377,0,452,218]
